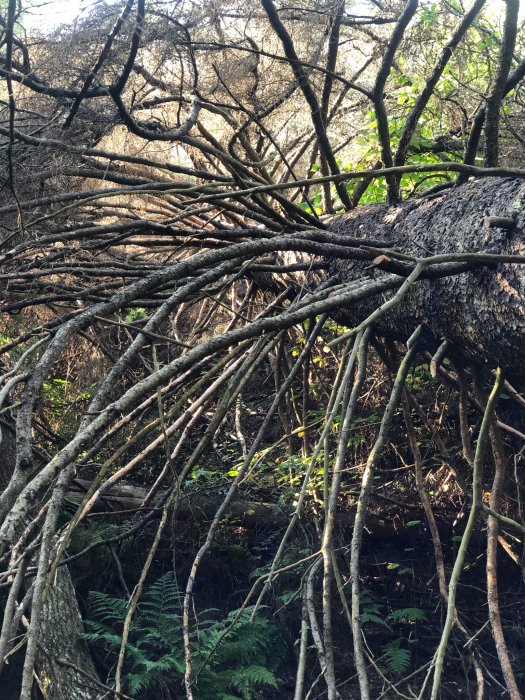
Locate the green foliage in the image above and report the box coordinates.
[274,454,313,485]
[382,639,411,677]
[84,572,284,699]
[389,607,426,624]
[42,378,92,415]
[361,590,426,629]
[360,590,392,630]
[42,378,70,409]
[124,307,148,323]
[190,465,224,484]
[406,362,434,392]
[360,590,426,679]
[420,3,439,30]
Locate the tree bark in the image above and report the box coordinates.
[328,177,525,379]
[0,419,17,488]
[36,567,101,700]
[0,416,100,700]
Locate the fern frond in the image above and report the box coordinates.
[82,628,123,648]
[382,640,411,677]
[84,575,285,699]
[230,664,278,691]
[360,612,391,629]
[389,607,426,623]
[87,590,128,624]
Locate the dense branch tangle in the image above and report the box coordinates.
[1,1,525,699]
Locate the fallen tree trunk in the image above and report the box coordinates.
[327,176,525,379]
[67,481,479,545]
[69,478,290,525]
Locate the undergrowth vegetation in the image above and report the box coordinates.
[61,337,525,698]
[83,573,283,699]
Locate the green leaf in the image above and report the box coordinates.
[360,612,391,629]
[390,607,426,623]
[383,640,411,676]
[84,573,285,699]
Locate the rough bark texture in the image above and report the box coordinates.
[0,419,16,487]
[36,566,101,700]
[0,426,100,700]
[328,177,525,378]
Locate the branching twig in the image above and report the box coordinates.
[428,368,503,700]
[350,326,422,700]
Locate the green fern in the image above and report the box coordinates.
[359,590,392,630]
[230,665,278,693]
[389,607,426,624]
[382,639,411,677]
[83,573,284,699]
[360,611,391,629]
[86,590,129,624]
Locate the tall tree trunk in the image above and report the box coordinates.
[36,566,101,700]
[0,413,100,700]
